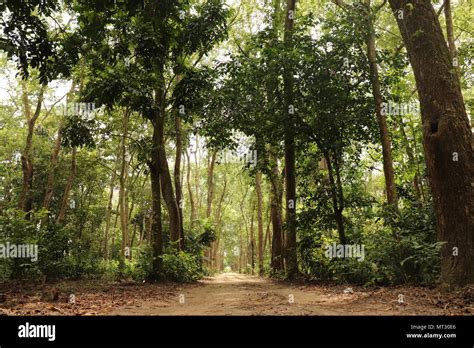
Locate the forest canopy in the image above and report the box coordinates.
[0,0,472,289]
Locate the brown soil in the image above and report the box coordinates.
[107,272,474,316]
[1,273,472,316]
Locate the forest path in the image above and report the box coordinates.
[106,272,458,315]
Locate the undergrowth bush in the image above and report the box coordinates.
[298,203,441,286]
[162,250,202,282]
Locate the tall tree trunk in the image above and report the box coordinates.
[128,199,134,225]
[365,0,398,206]
[110,200,120,258]
[266,0,283,271]
[18,82,45,214]
[154,81,181,247]
[270,152,284,272]
[43,81,76,214]
[205,151,217,268]
[138,211,145,246]
[444,0,459,77]
[212,172,228,270]
[388,0,474,286]
[103,173,115,259]
[147,210,152,245]
[256,172,264,275]
[185,150,196,228]
[149,74,165,278]
[263,211,271,255]
[239,226,243,273]
[130,223,137,251]
[206,151,217,218]
[174,114,185,249]
[283,0,298,279]
[77,185,91,239]
[149,148,163,279]
[119,110,130,262]
[325,152,346,245]
[43,121,63,212]
[57,147,77,223]
[250,198,256,275]
[245,213,250,272]
[194,135,201,212]
[239,187,250,272]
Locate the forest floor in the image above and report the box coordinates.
[0,273,473,316]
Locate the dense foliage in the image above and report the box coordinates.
[0,0,472,286]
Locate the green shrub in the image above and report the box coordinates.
[132,245,153,280]
[162,250,202,282]
[37,222,73,280]
[118,246,153,281]
[97,259,120,281]
[297,203,441,286]
[0,209,42,279]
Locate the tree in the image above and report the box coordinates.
[256,171,264,275]
[388,0,474,286]
[364,1,398,207]
[119,109,130,263]
[75,0,228,277]
[332,0,398,207]
[18,82,45,214]
[283,0,298,279]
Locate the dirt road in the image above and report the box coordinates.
[107,272,471,315]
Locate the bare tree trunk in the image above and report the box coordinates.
[146,210,152,245]
[194,136,201,213]
[149,78,165,278]
[149,154,163,280]
[130,223,137,251]
[206,151,217,218]
[119,110,130,261]
[212,172,228,270]
[256,172,264,275]
[138,211,145,246]
[263,204,271,254]
[57,147,76,223]
[325,151,346,245]
[365,0,398,207]
[43,80,76,213]
[174,114,185,249]
[110,200,120,258]
[18,82,45,214]
[250,197,256,275]
[185,150,196,228]
[388,0,474,286]
[154,81,181,247]
[270,153,284,272]
[103,174,115,259]
[444,0,459,77]
[205,151,217,267]
[240,187,250,273]
[239,226,243,273]
[43,121,63,212]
